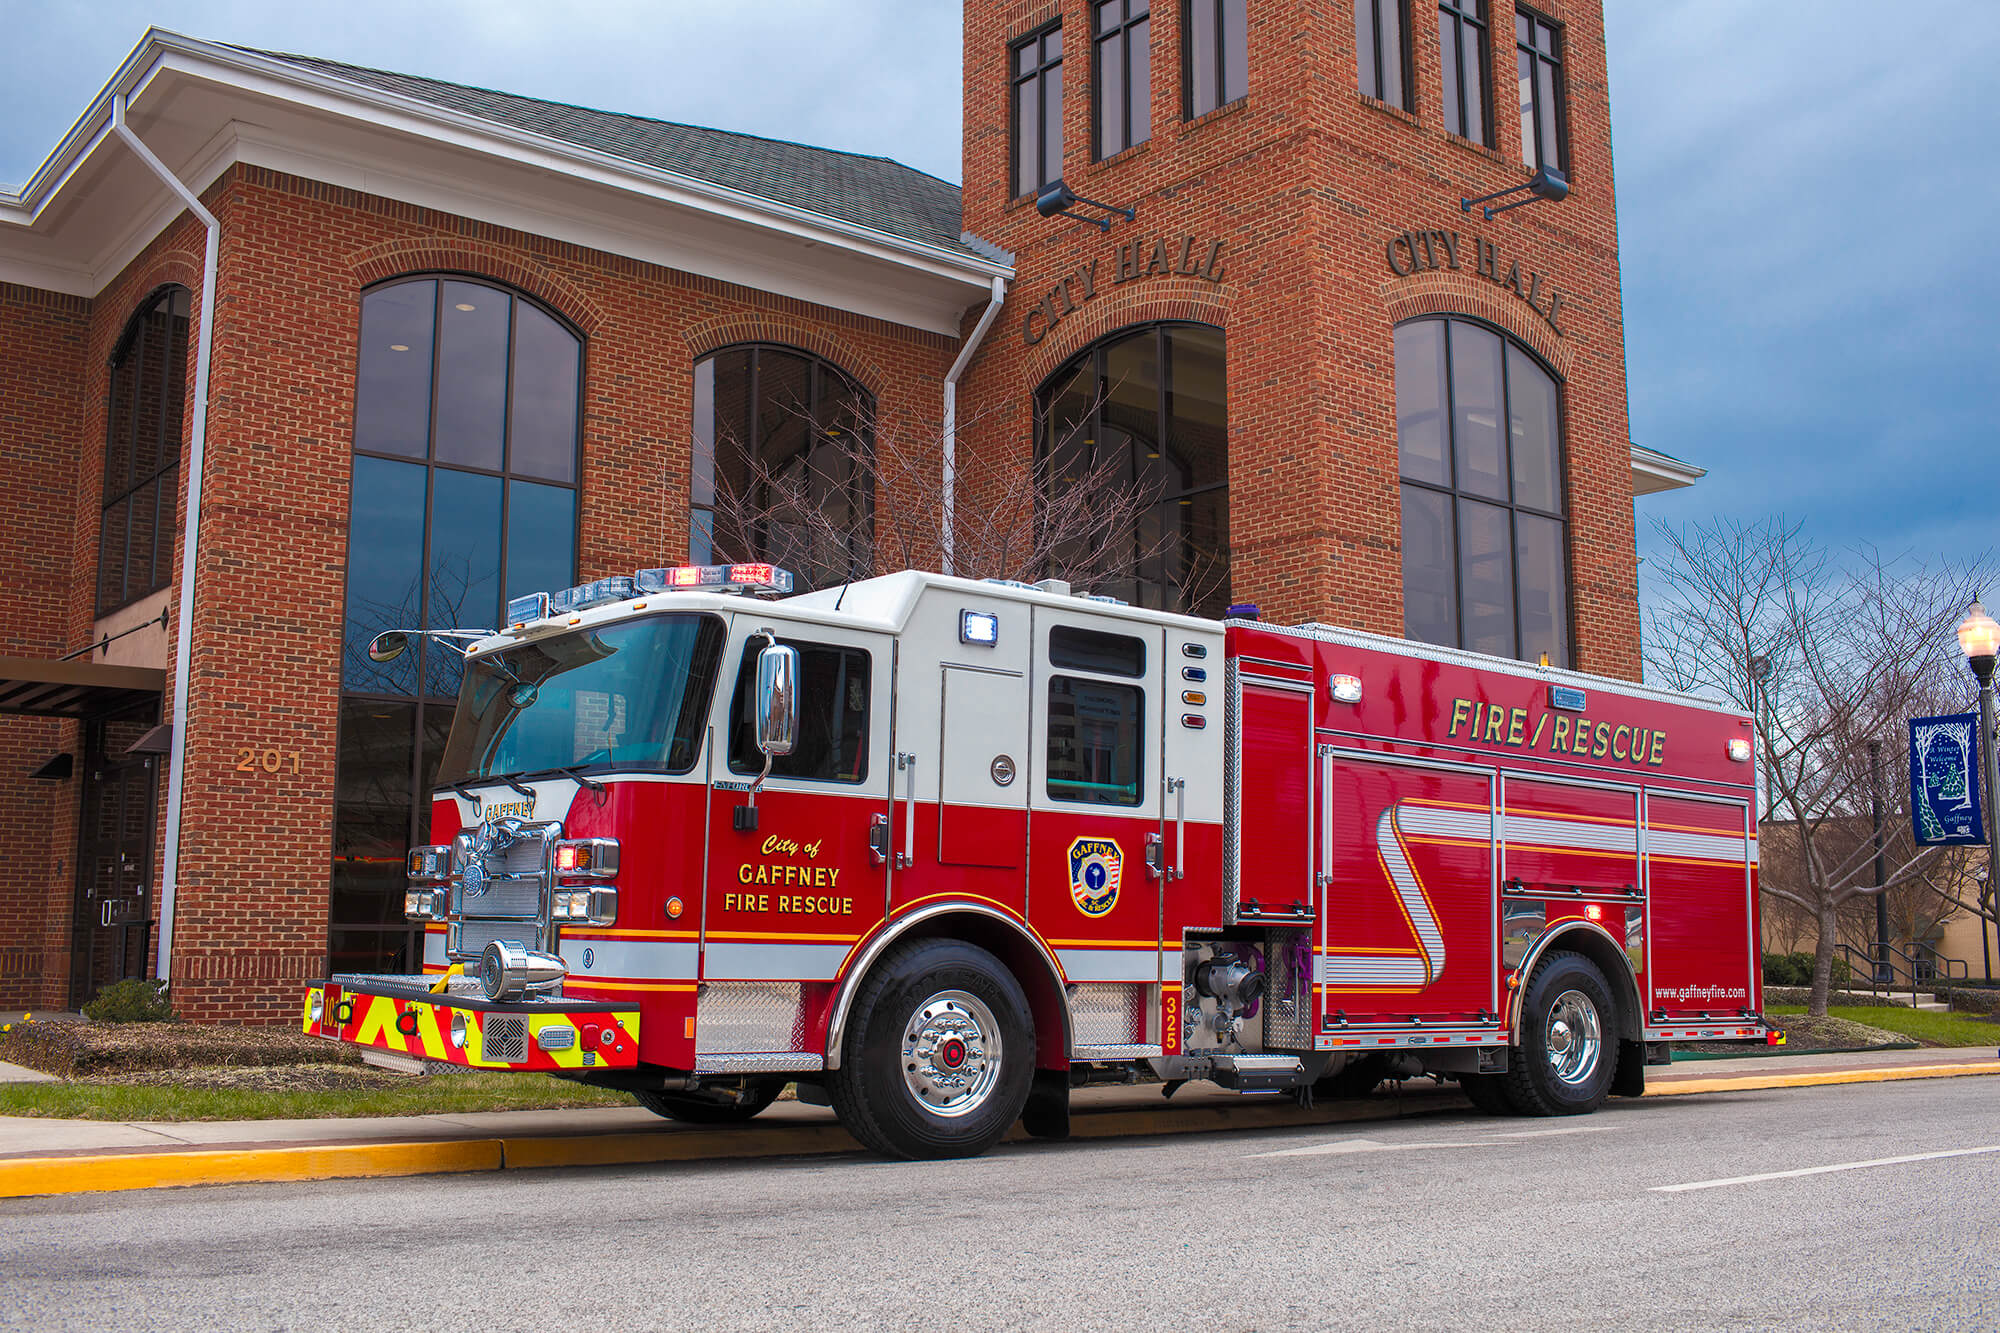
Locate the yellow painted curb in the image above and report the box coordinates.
[1648,1062,2000,1097]
[0,1139,502,1200]
[502,1123,863,1169]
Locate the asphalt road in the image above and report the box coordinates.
[3,1079,1996,1332]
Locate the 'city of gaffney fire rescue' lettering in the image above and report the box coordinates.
[1448,698,1666,767]
[726,834,852,915]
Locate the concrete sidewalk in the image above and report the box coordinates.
[2,1045,1995,1200]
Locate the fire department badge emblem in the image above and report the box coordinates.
[1068,838,1123,917]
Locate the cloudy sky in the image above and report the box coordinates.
[4,2,1995,577]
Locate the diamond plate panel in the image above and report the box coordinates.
[696,982,808,1055]
[1068,982,1142,1047]
[1262,929,1311,1051]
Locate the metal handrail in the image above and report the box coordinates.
[1834,941,1971,1003]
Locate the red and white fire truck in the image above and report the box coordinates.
[304,563,1774,1159]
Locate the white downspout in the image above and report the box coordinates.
[112,94,218,986]
[942,275,1007,575]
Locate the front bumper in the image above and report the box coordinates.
[304,975,641,1071]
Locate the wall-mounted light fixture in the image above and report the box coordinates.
[1460,164,1568,221]
[1035,179,1136,233]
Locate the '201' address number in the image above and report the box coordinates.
[235,748,303,775]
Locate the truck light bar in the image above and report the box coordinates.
[634,563,794,596]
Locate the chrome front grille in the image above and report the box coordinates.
[447,817,560,962]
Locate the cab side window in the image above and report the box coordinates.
[727,640,870,783]
[1046,626,1147,805]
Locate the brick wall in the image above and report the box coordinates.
[95,166,952,1021]
[0,283,91,1007]
[956,0,1639,677]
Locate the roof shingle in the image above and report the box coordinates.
[246,48,983,262]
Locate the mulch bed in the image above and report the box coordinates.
[1678,1012,1913,1057]
[94,1062,410,1093]
[0,1020,365,1080]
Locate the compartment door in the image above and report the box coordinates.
[1228,672,1316,923]
[1319,752,1496,1023]
[1643,794,1757,1020]
[939,664,1027,867]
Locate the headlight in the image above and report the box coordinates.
[404,888,435,921]
[552,886,618,925]
[407,844,453,883]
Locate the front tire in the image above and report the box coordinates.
[1500,950,1617,1116]
[828,938,1035,1160]
[634,1080,783,1123]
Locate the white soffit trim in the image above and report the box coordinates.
[1631,442,1706,496]
[4,30,1007,329]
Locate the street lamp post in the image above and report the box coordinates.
[1955,599,2000,983]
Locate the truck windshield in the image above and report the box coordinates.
[438,613,726,784]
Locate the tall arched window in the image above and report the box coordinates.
[691,345,873,590]
[1396,316,1569,666]
[1035,323,1228,616]
[97,286,190,614]
[334,277,582,975]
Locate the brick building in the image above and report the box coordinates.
[0,8,1696,1019]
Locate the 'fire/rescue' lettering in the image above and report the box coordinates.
[1448,697,1666,768]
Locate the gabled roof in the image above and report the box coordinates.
[244,49,983,263]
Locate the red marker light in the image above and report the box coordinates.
[729,563,777,586]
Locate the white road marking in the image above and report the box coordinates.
[1651,1144,2000,1193]
[1248,1137,1492,1159]
[1249,1123,1622,1159]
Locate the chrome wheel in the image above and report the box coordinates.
[900,989,1002,1118]
[1544,988,1602,1087]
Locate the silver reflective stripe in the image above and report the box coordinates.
[561,938,697,980]
[704,942,849,981]
[1055,948,1158,983]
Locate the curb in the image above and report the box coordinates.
[4,1061,1996,1200]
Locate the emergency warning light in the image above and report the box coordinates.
[633,564,794,596]
[960,610,1000,645]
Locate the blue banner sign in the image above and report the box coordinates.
[1910,713,1985,846]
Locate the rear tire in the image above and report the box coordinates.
[634,1081,783,1124]
[1500,950,1617,1116]
[828,938,1035,1160]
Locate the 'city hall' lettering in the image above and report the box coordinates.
[1384,227,1564,336]
[1022,236,1227,345]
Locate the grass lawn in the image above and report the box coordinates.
[0,1071,635,1122]
[1766,1005,2000,1048]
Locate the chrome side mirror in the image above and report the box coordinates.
[368,631,409,663]
[756,644,799,757]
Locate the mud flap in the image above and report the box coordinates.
[1021,1069,1071,1140]
[1611,1039,1646,1098]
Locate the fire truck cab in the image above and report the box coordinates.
[305,564,1772,1159]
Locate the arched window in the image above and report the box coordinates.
[334,276,582,975]
[1396,316,1569,666]
[691,345,873,590]
[1035,323,1228,616]
[97,287,190,614]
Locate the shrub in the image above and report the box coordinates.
[83,978,173,1023]
[1761,952,1850,986]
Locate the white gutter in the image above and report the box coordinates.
[941,276,1008,574]
[111,93,217,986]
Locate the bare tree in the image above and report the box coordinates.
[698,392,1227,610]
[1641,515,1992,1015]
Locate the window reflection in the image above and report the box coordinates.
[1035,323,1229,617]
[337,277,582,976]
[691,345,874,591]
[98,287,189,613]
[1395,316,1568,666]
